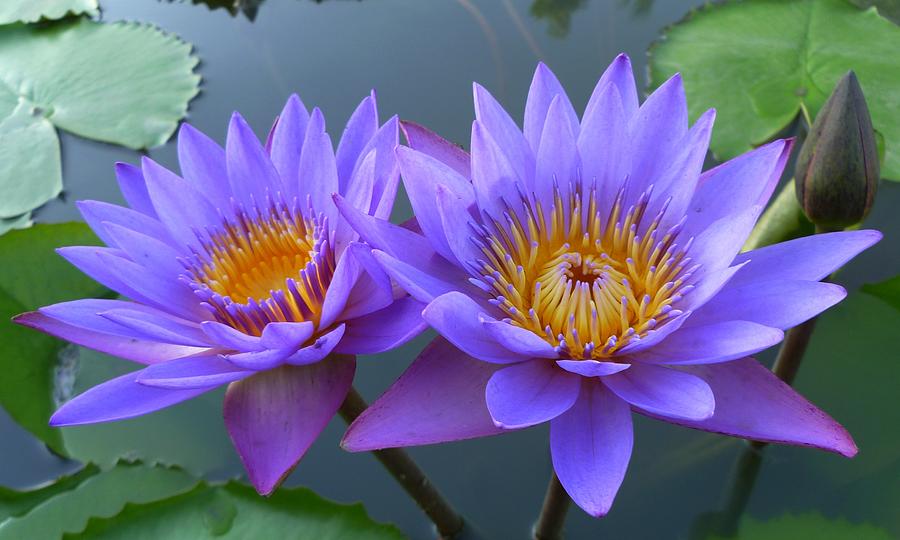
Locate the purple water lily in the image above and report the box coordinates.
[338,56,880,516]
[16,93,425,495]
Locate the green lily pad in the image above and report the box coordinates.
[0,102,62,220]
[862,274,900,312]
[0,0,98,25]
[0,19,200,217]
[73,481,405,540]
[713,512,893,540]
[0,223,110,455]
[0,462,198,539]
[849,0,900,25]
[649,0,900,181]
[0,214,32,237]
[0,465,100,522]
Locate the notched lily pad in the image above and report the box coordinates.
[0,0,98,25]
[0,462,198,540]
[649,0,900,181]
[0,18,201,218]
[72,481,406,540]
[711,512,893,540]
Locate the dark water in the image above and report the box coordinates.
[2,1,899,538]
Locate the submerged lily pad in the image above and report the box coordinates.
[649,0,900,181]
[0,223,109,455]
[74,481,405,540]
[0,0,98,25]
[0,463,198,539]
[862,274,900,313]
[0,19,200,218]
[713,512,893,540]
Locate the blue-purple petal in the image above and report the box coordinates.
[551,381,633,517]
[485,359,581,429]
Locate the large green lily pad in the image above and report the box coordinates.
[0,0,98,25]
[0,463,198,539]
[0,465,100,522]
[0,223,110,455]
[714,512,893,540]
[849,0,900,25]
[74,481,405,540]
[649,0,900,181]
[0,19,200,218]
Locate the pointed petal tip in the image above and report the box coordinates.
[248,472,282,497]
[113,161,138,174]
[177,122,197,137]
[48,404,88,427]
[534,61,551,76]
[47,412,68,428]
[865,228,884,243]
[578,499,613,518]
[839,436,859,458]
[11,311,36,326]
[339,424,378,453]
[309,106,325,121]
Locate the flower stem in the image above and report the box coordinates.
[770,317,819,386]
[339,385,465,539]
[532,472,571,540]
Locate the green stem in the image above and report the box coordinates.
[339,386,465,539]
[532,472,571,540]
[742,179,813,252]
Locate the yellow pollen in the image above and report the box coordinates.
[191,201,335,336]
[476,185,691,359]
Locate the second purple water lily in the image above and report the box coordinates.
[338,55,880,517]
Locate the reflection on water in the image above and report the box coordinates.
[529,0,656,38]
[621,0,655,17]
[162,0,363,21]
[163,0,268,20]
[530,0,586,37]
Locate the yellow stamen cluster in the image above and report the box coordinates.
[475,185,692,359]
[190,201,334,335]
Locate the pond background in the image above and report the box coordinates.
[2,0,898,538]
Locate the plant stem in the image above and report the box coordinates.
[339,385,464,539]
[771,317,819,386]
[533,472,571,540]
[716,443,764,536]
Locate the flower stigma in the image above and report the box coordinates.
[187,195,334,336]
[470,181,695,359]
